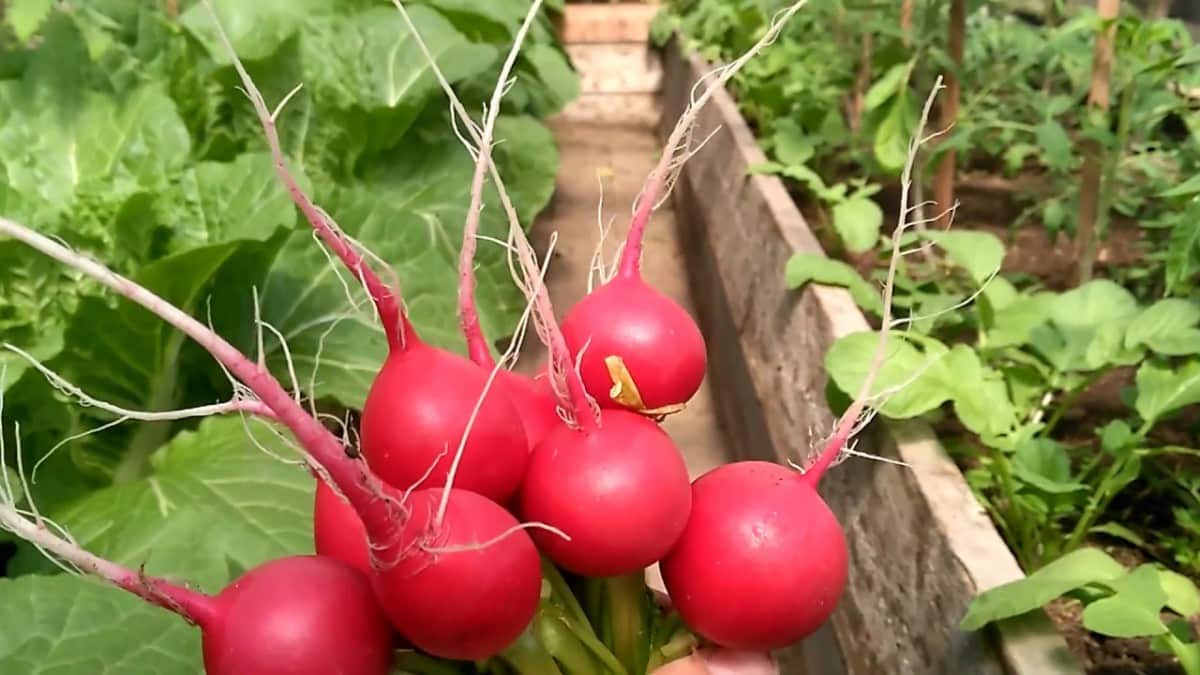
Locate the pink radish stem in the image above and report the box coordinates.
[393,0,596,430]
[0,500,216,625]
[618,0,809,278]
[201,0,413,354]
[0,217,402,543]
[799,77,946,488]
[457,0,546,368]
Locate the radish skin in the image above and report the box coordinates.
[371,488,542,660]
[520,408,692,577]
[201,556,394,675]
[313,478,371,576]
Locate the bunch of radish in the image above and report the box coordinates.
[0,1,950,673]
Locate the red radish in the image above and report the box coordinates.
[660,77,943,650]
[359,342,530,503]
[202,0,531,508]
[0,485,394,675]
[659,461,847,649]
[494,366,561,447]
[202,556,395,675]
[371,487,542,660]
[520,407,692,577]
[313,478,371,575]
[561,272,706,412]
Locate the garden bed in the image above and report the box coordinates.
[657,38,1084,675]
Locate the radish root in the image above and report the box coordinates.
[800,77,949,485]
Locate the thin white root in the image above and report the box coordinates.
[804,77,948,479]
[421,521,570,555]
[5,344,276,422]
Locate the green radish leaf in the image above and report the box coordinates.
[11,417,314,581]
[922,230,1005,285]
[943,346,1018,437]
[1089,522,1147,548]
[986,292,1056,348]
[961,548,1127,630]
[825,332,952,418]
[772,119,815,167]
[1124,299,1200,356]
[1161,173,1200,198]
[1053,280,1139,328]
[1159,569,1200,617]
[863,62,912,112]
[831,196,883,253]
[1083,598,1168,637]
[1012,438,1084,494]
[1165,214,1200,295]
[1134,358,1200,424]
[5,0,54,41]
[784,254,883,315]
[1034,119,1072,172]
[180,0,332,62]
[873,94,910,173]
[520,43,581,117]
[0,574,201,675]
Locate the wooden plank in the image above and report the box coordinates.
[557,93,660,128]
[558,4,660,44]
[566,43,662,94]
[659,39,1084,675]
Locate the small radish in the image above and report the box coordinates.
[660,77,942,649]
[202,556,395,675]
[0,484,395,675]
[313,477,371,575]
[371,487,543,660]
[659,461,847,650]
[520,407,692,577]
[359,342,530,504]
[493,366,561,447]
[561,272,706,412]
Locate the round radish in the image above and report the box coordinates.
[494,367,561,448]
[313,478,371,575]
[201,555,394,675]
[359,342,529,503]
[659,461,847,650]
[519,408,692,577]
[372,487,541,660]
[561,274,706,412]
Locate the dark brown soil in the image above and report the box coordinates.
[1046,597,1185,675]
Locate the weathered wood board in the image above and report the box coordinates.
[658,39,1083,675]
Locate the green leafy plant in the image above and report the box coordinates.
[961,548,1200,675]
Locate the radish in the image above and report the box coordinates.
[197,0,532,507]
[659,80,946,651]
[313,477,371,575]
[358,342,529,502]
[0,471,394,675]
[561,272,707,413]
[201,556,395,675]
[519,407,692,577]
[659,460,848,649]
[370,487,543,660]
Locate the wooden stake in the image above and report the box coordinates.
[1074,0,1121,285]
[932,0,965,229]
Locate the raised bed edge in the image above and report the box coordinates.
[658,38,1083,675]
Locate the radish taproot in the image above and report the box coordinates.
[520,407,692,576]
[371,487,544,660]
[201,556,395,675]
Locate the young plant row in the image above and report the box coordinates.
[0,2,926,673]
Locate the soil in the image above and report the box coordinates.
[1046,597,1186,675]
